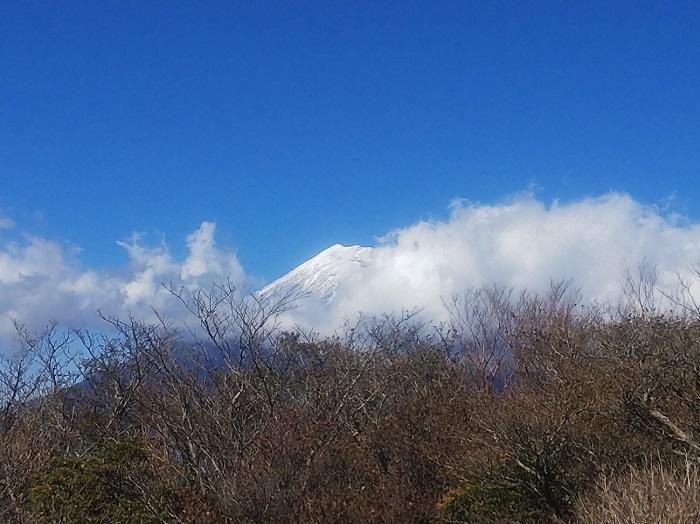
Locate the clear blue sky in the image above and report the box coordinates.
[1,1,699,280]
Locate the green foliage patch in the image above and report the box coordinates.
[439,478,548,523]
[28,439,165,523]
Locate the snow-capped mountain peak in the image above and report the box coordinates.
[260,243,372,304]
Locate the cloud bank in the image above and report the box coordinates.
[280,192,700,328]
[3,192,700,344]
[0,222,245,343]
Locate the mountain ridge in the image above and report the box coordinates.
[259,243,373,304]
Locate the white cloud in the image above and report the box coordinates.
[279,193,700,329]
[3,193,700,345]
[180,222,245,283]
[0,222,246,343]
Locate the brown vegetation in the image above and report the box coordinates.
[576,458,700,523]
[2,281,700,522]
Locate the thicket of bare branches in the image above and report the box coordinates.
[2,279,700,522]
[576,459,700,524]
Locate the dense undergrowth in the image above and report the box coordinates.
[2,281,700,522]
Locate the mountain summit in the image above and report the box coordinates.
[260,244,372,304]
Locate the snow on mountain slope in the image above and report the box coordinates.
[259,244,373,304]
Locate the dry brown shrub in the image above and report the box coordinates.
[576,459,700,524]
[5,281,700,522]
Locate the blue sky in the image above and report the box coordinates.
[1,1,699,281]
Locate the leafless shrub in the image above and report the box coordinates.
[576,458,700,524]
[3,278,700,522]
